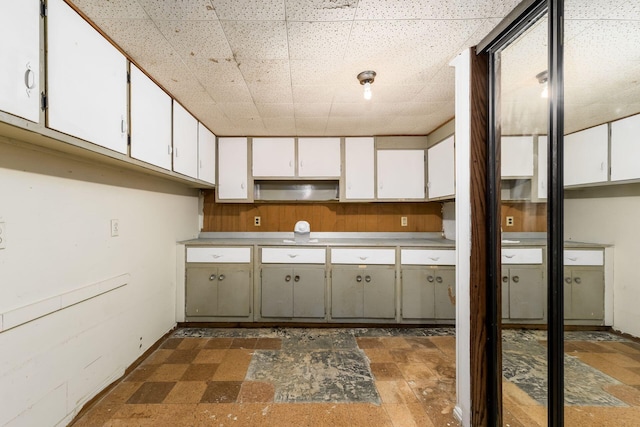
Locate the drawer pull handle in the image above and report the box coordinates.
[359,256,368,260]
[365,275,371,283]
[565,277,572,284]
[356,275,363,282]
[504,254,515,259]
[285,275,292,282]
[567,257,578,261]
[436,276,443,283]
[288,254,298,258]
[574,277,581,284]
[209,274,217,281]
[502,276,508,283]
[427,275,434,283]
[218,274,225,281]
[512,276,519,283]
[294,275,300,282]
[212,254,223,259]
[428,256,440,261]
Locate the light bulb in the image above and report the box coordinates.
[541,82,548,98]
[363,81,372,100]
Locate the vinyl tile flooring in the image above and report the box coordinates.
[70,328,640,426]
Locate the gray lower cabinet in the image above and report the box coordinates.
[401,267,455,320]
[331,266,395,319]
[564,267,604,320]
[261,266,325,318]
[186,265,251,317]
[502,266,544,321]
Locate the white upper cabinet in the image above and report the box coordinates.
[198,123,216,185]
[501,136,534,177]
[47,0,127,154]
[344,137,375,200]
[564,124,608,186]
[252,138,295,177]
[537,136,547,199]
[427,135,455,199]
[172,101,198,178]
[130,65,172,170]
[377,150,425,200]
[218,137,249,201]
[0,0,40,122]
[611,114,640,182]
[297,138,341,177]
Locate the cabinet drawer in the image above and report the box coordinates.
[187,247,252,263]
[401,249,455,265]
[564,250,603,266]
[261,247,326,264]
[502,248,542,264]
[331,248,395,265]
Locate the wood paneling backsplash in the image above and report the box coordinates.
[202,190,443,232]
[501,202,547,232]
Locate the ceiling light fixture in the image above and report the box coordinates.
[357,70,376,100]
[536,70,549,98]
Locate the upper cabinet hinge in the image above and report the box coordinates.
[127,135,131,146]
[127,72,131,83]
[40,1,47,17]
[40,93,47,111]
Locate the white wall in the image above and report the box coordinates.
[0,139,199,426]
[565,190,640,338]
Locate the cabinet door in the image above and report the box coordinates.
[0,0,40,122]
[47,0,127,153]
[566,268,604,320]
[172,101,199,178]
[434,267,456,320]
[401,269,436,319]
[363,267,395,319]
[377,150,425,199]
[217,267,251,317]
[252,137,295,177]
[564,124,608,186]
[198,123,216,184]
[501,136,534,177]
[611,114,640,182]
[261,267,294,317]
[186,267,218,316]
[331,267,364,318]
[130,65,172,170]
[293,267,325,318]
[427,135,455,199]
[344,137,375,200]
[218,137,249,200]
[508,267,544,319]
[298,138,341,177]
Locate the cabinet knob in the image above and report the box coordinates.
[436,276,443,283]
[512,276,519,283]
[209,274,217,281]
[356,275,363,282]
[565,277,572,284]
[365,275,371,283]
[427,275,434,283]
[574,277,581,284]
[285,275,292,282]
[218,274,225,281]
[294,275,300,282]
[502,276,509,283]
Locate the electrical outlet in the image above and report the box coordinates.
[110,219,119,237]
[0,222,6,249]
[506,216,514,227]
[254,216,261,227]
[401,216,408,227]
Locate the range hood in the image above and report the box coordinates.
[253,180,339,201]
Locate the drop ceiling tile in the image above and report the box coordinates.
[400,102,452,117]
[256,103,295,118]
[188,102,229,127]
[228,117,267,135]
[290,60,351,86]
[221,21,288,60]
[238,60,292,85]
[204,84,253,103]
[292,85,336,104]
[287,21,352,60]
[217,102,261,118]
[136,0,218,20]
[211,0,285,20]
[565,0,640,20]
[262,117,297,135]
[247,84,294,104]
[285,0,358,22]
[354,0,500,20]
[332,85,372,103]
[413,81,454,103]
[186,58,245,86]
[329,102,377,117]
[294,103,332,117]
[70,0,148,19]
[155,20,232,61]
[295,117,329,135]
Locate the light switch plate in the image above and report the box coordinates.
[401,217,408,227]
[110,219,119,237]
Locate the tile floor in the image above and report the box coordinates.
[70,328,640,426]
